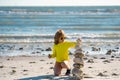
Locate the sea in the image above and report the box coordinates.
[0,6,120,56]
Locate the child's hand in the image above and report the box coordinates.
[77,38,82,45]
[48,54,52,58]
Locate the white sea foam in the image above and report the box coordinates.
[0,8,120,15]
[0,32,120,43]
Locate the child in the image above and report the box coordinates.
[48,29,81,76]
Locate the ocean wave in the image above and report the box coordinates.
[0,38,119,43]
[0,34,54,38]
[0,8,120,15]
[0,33,120,43]
[0,32,120,37]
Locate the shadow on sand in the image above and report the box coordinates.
[18,75,74,80]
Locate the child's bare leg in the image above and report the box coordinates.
[54,62,62,76]
[61,60,71,75]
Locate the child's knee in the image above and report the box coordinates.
[61,61,70,69]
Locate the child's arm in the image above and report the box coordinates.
[48,46,56,59]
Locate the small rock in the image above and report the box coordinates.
[116,57,120,58]
[19,47,23,50]
[110,59,114,61]
[103,60,110,63]
[50,67,54,69]
[100,57,106,59]
[112,73,118,76]
[46,47,52,51]
[23,69,28,72]
[69,51,73,55]
[41,49,44,51]
[84,73,94,78]
[93,56,98,59]
[106,50,112,55]
[7,58,10,60]
[42,54,45,55]
[50,62,53,64]
[86,51,89,54]
[29,61,36,64]
[97,73,104,76]
[87,59,94,63]
[84,76,94,78]
[12,70,16,73]
[40,59,45,61]
[112,50,117,52]
[36,48,43,50]
[97,72,107,77]
[115,47,119,49]
[31,52,36,54]
[83,57,88,60]
[111,55,115,58]
[92,47,100,51]
[36,51,41,53]
[10,70,16,75]
[0,66,4,68]
[88,66,92,68]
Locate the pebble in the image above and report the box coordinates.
[40,59,45,61]
[46,47,52,51]
[29,61,36,64]
[19,47,23,50]
[10,70,16,75]
[97,72,108,77]
[50,62,53,64]
[100,57,106,59]
[83,57,88,60]
[87,59,94,63]
[49,67,54,69]
[23,69,28,72]
[106,50,112,55]
[92,47,101,51]
[103,60,110,63]
[0,66,4,68]
[88,66,92,68]
[112,73,118,76]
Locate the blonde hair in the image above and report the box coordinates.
[54,29,66,45]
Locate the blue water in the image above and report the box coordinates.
[0,6,120,43]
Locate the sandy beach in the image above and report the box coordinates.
[0,51,120,80]
[0,39,120,80]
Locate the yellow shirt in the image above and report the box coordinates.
[51,41,76,62]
